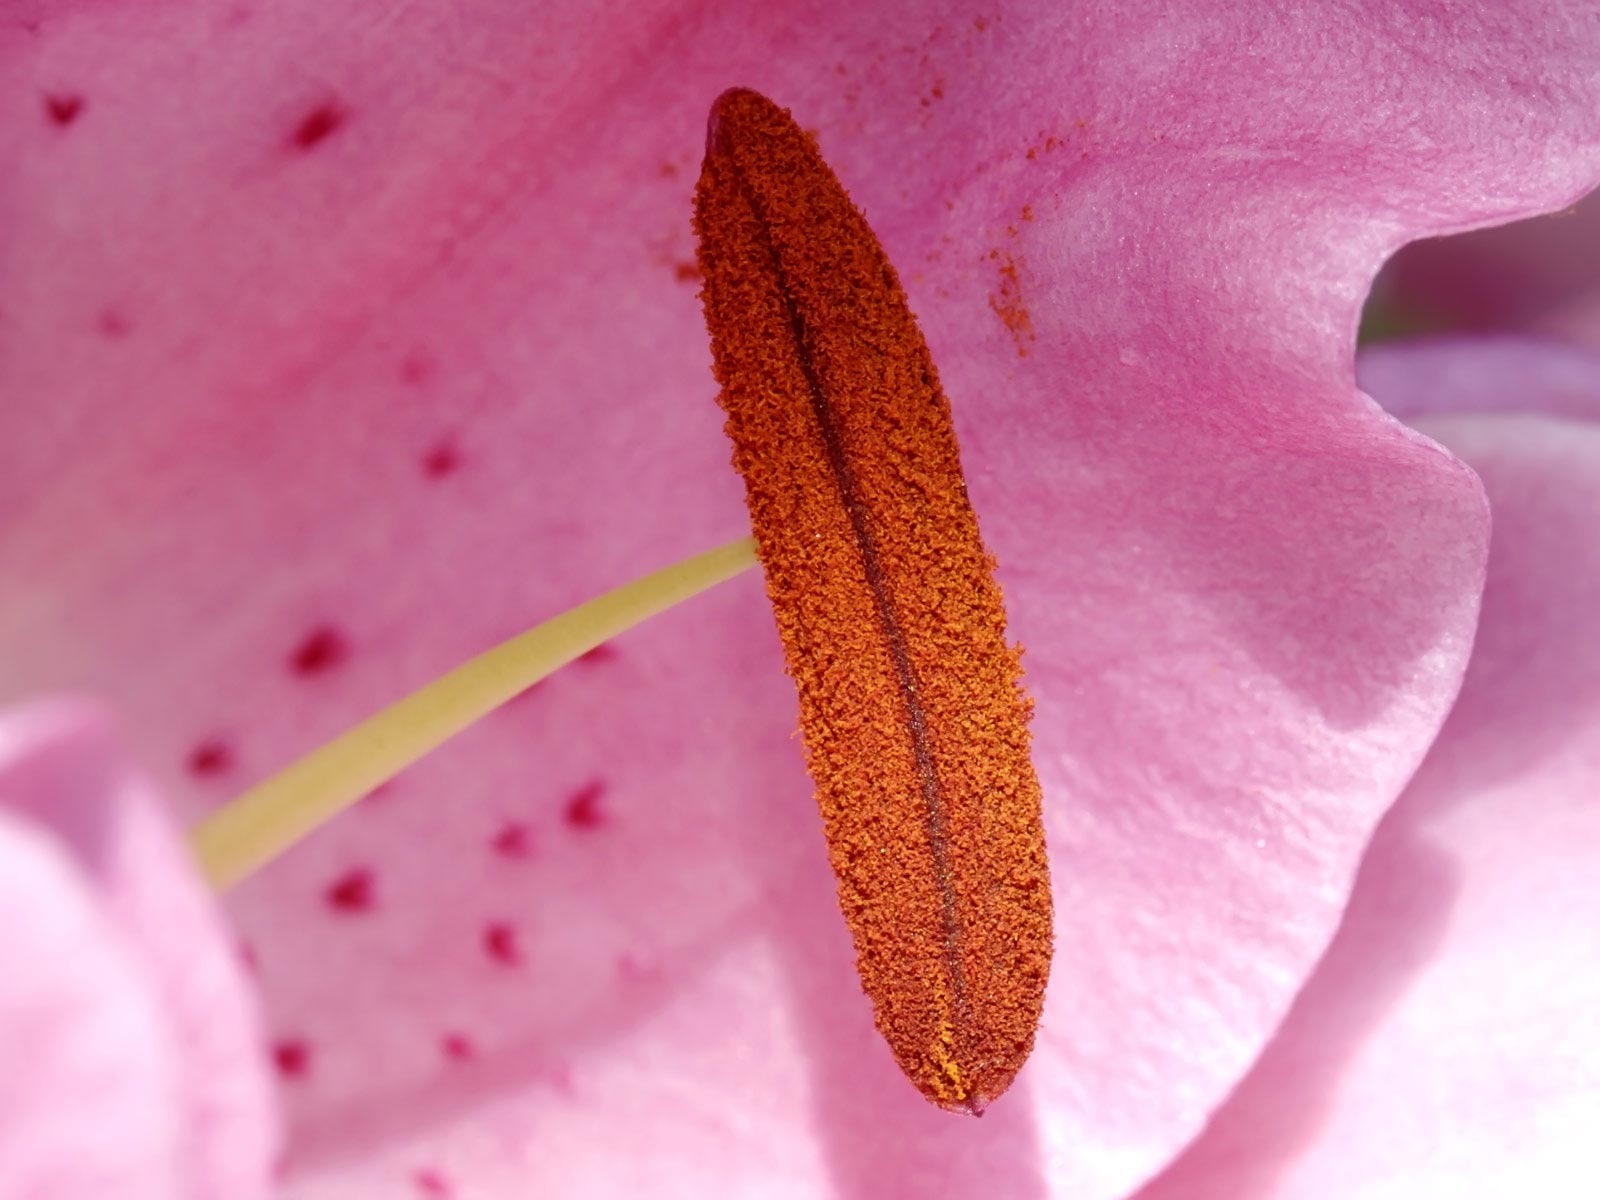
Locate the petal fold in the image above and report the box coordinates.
[0,701,276,1200]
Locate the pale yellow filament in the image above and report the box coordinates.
[190,537,758,890]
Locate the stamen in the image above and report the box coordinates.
[694,89,1052,1113]
[190,537,757,890]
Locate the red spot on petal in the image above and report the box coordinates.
[97,308,131,339]
[505,681,543,706]
[273,1039,311,1078]
[325,868,374,913]
[239,941,259,973]
[563,781,607,831]
[616,953,659,983]
[546,1062,575,1095]
[44,93,83,126]
[187,737,235,777]
[441,1033,475,1061]
[673,260,702,284]
[422,440,460,479]
[400,353,432,385]
[483,922,521,966]
[578,642,616,665]
[492,822,533,859]
[291,102,345,151]
[414,1169,452,1197]
[359,780,396,806]
[290,625,348,677]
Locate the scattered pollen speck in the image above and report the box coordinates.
[273,1039,311,1079]
[483,922,521,965]
[44,93,83,126]
[989,249,1035,357]
[188,737,235,777]
[673,260,703,284]
[290,102,345,151]
[492,822,533,858]
[422,440,460,479]
[290,625,349,677]
[563,781,606,830]
[324,867,375,913]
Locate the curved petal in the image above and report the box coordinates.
[0,4,1597,1198]
[1360,334,1600,422]
[1373,185,1600,345]
[1134,344,1600,1198]
[0,701,276,1199]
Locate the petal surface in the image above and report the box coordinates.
[0,701,276,1199]
[1135,344,1600,1198]
[1360,334,1600,422]
[1374,185,1600,345]
[0,4,1597,1198]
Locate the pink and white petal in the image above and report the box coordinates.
[1374,184,1600,345]
[0,4,1597,1199]
[1133,354,1600,1198]
[1360,334,1600,422]
[0,809,182,1199]
[0,701,275,1200]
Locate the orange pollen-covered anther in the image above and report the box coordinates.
[692,87,1053,1113]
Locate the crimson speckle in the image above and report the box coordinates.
[97,309,131,339]
[492,822,532,859]
[563,780,607,830]
[291,102,345,151]
[484,922,521,966]
[578,642,616,665]
[273,1040,311,1079]
[441,1033,475,1061]
[422,441,460,479]
[414,1169,452,1197]
[400,354,432,385]
[360,780,396,805]
[187,738,235,777]
[290,625,349,676]
[325,868,375,913]
[44,93,83,126]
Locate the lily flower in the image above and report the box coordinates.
[1374,187,1600,346]
[0,2,1596,1197]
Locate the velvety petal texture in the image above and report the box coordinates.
[0,701,275,1199]
[1,3,1597,1197]
[1135,339,1600,1198]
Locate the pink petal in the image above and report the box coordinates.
[0,4,1596,1197]
[1360,334,1600,422]
[0,701,276,1198]
[1374,185,1600,345]
[1135,342,1600,1197]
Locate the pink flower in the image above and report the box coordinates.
[1,2,1596,1197]
[1375,188,1600,347]
[0,701,275,1197]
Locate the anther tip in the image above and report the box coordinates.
[704,87,772,157]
